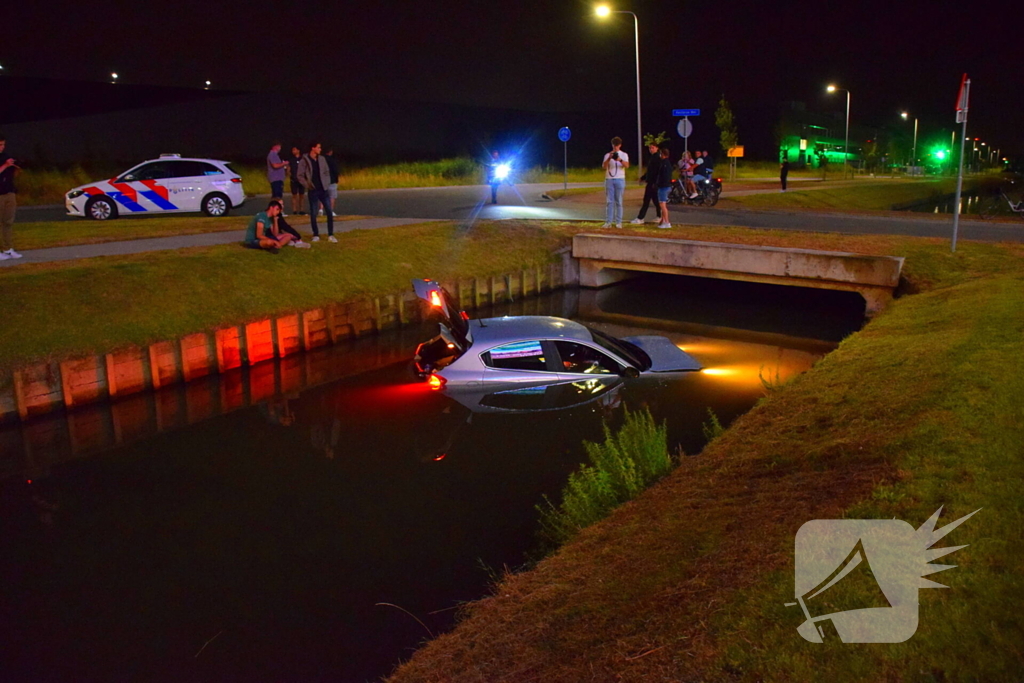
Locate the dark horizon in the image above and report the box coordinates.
[3,0,1020,156]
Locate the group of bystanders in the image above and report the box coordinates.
[602,136,715,230]
[265,140,341,247]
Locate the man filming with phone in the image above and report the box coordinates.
[602,136,630,228]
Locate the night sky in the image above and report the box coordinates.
[5,0,1020,154]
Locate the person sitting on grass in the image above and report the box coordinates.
[245,200,303,252]
[268,202,311,248]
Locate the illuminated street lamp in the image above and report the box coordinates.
[595,4,643,181]
[204,80,211,90]
[900,112,918,171]
[827,84,851,179]
[111,72,119,84]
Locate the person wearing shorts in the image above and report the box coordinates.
[655,146,673,229]
[288,146,306,215]
[324,147,339,216]
[245,201,296,251]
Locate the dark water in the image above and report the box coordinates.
[0,276,864,682]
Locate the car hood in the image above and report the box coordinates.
[621,336,701,372]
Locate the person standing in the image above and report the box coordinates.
[631,142,662,224]
[288,146,306,216]
[297,141,336,242]
[780,158,790,192]
[656,146,673,229]
[486,150,503,204]
[266,142,288,210]
[324,147,339,217]
[602,136,630,228]
[0,135,21,260]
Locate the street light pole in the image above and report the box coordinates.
[828,85,851,179]
[596,6,643,182]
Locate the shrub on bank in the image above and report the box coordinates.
[537,408,673,545]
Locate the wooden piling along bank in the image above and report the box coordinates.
[0,257,576,425]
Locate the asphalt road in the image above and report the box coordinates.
[16,182,1023,243]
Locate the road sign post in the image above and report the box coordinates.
[951,75,970,253]
[673,109,699,155]
[558,127,572,191]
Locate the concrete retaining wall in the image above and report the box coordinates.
[0,259,573,424]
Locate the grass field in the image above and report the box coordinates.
[9,214,371,251]
[14,159,607,206]
[386,231,1024,682]
[721,178,961,212]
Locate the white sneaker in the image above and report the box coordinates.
[630,218,643,224]
[3,249,20,259]
[658,222,672,229]
[600,222,612,228]
[330,211,336,217]
[291,241,312,249]
[615,223,623,229]
[318,209,324,216]
[327,235,338,243]
[312,236,320,242]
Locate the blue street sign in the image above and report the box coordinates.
[672,109,701,117]
[558,127,572,142]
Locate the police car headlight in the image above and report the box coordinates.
[67,190,86,199]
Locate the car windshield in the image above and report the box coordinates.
[585,326,652,371]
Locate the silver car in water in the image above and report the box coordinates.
[412,279,701,389]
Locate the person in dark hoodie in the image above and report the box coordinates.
[297,141,335,242]
[631,142,663,224]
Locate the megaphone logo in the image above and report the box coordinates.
[789,507,979,643]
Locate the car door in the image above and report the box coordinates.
[480,339,562,385]
[158,160,207,211]
[552,340,624,381]
[120,162,182,213]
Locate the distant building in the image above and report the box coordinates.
[776,101,867,169]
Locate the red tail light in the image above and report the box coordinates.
[428,374,446,390]
[231,177,243,183]
[460,311,469,320]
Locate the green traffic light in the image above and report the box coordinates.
[935,150,947,160]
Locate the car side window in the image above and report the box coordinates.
[482,341,549,372]
[131,163,173,181]
[554,341,621,375]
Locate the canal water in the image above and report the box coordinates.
[0,275,865,682]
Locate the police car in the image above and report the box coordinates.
[65,155,245,220]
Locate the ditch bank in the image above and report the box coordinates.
[386,240,1024,681]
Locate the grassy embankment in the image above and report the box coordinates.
[13,159,605,206]
[9,215,374,251]
[385,231,1024,682]
[721,177,961,212]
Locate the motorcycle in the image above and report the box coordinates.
[669,175,722,207]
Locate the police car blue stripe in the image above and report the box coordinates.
[139,191,178,211]
[110,192,148,213]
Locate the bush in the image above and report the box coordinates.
[537,408,672,545]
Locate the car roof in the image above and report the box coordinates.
[468,316,594,345]
[141,158,231,165]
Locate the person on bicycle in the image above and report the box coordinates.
[678,151,698,199]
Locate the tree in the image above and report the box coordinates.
[643,131,669,147]
[715,96,739,156]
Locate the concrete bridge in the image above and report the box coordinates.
[573,234,905,315]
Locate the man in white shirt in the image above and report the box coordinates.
[602,136,630,228]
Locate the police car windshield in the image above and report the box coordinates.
[586,326,652,371]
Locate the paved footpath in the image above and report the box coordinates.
[0,217,442,268]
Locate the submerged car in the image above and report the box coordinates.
[412,279,701,388]
[65,154,245,220]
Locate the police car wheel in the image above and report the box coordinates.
[202,193,230,217]
[85,196,118,221]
